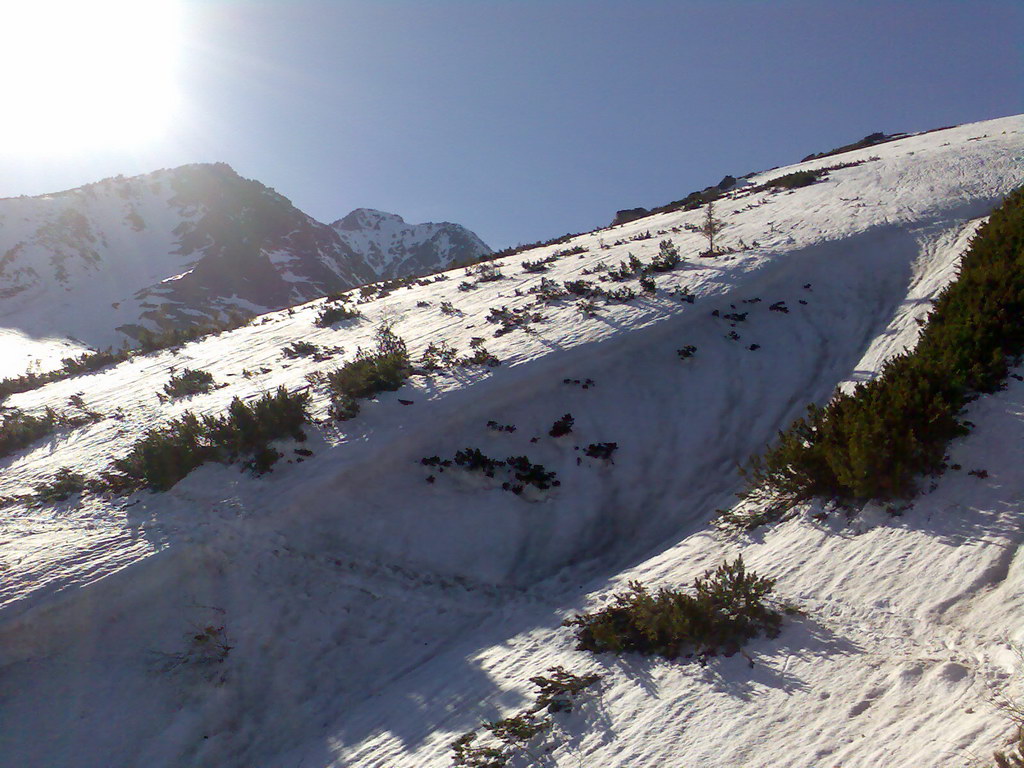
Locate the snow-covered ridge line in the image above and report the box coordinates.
[0,115,1022,768]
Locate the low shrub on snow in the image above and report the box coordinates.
[0,406,102,459]
[419,341,460,371]
[423,448,559,494]
[563,557,787,662]
[0,408,61,458]
[109,386,310,491]
[739,186,1024,516]
[548,413,574,437]
[33,467,88,502]
[315,300,361,326]
[324,323,411,403]
[458,338,501,368]
[162,367,215,399]
[451,666,600,768]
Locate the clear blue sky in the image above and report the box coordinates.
[1,0,1021,249]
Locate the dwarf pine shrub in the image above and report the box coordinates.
[324,322,411,405]
[315,301,360,326]
[419,341,460,371]
[110,386,310,491]
[163,368,215,399]
[33,467,88,502]
[458,338,501,367]
[765,169,823,189]
[648,239,681,271]
[0,408,60,458]
[563,557,785,662]
[451,666,599,768]
[741,186,1024,513]
[549,413,574,437]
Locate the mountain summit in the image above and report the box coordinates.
[331,207,491,280]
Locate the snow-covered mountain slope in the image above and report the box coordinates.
[1,116,1023,768]
[332,207,491,280]
[0,164,490,352]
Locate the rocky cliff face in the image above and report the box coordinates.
[0,164,489,349]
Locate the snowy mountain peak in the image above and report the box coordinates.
[333,207,407,230]
[330,207,491,280]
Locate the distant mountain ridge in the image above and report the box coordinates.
[331,208,491,280]
[0,163,490,349]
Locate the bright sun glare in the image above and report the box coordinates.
[0,0,182,153]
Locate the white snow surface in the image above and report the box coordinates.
[1,116,1024,767]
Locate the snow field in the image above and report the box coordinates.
[0,115,1023,767]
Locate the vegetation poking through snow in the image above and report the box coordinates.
[563,557,787,662]
[526,276,567,303]
[422,448,560,494]
[0,405,103,459]
[458,338,501,368]
[764,169,825,190]
[33,467,88,502]
[486,421,517,433]
[282,340,339,361]
[323,322,411,405]
[553,245,588,257]
[107,386,310,491]
[605,285,637,303]
[419,341,460,371]
[466,262,504,283]
[548,413,574,437]
[520,253,561,273]
[504,455,559,491]
[563,279,603,299]
[583,442,618,461]
[161,368,216,399]
[697,200,726,257]
[451,667,600,768]
[801,130,896,161]
[486,305,544,336]
[315,300,360,326]
[755,157,877,193]
[0,408,62,458]
[562,377,595,389]
[738,187,1024,520]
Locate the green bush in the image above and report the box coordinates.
[648,239,681,271]
[110,386,310,491]
[563,557,785,662]
[419,341,460,371]
[325,351,410,400]
[324,321,411,407]
[451,666,599,768]
[0,408,60,458]
[162,368,216,399]
[34,467,88,502]
[315,301,360,326]
[765,169,824,189]
[740,186,1024,514]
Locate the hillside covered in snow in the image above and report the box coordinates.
[0,116,1023,768]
